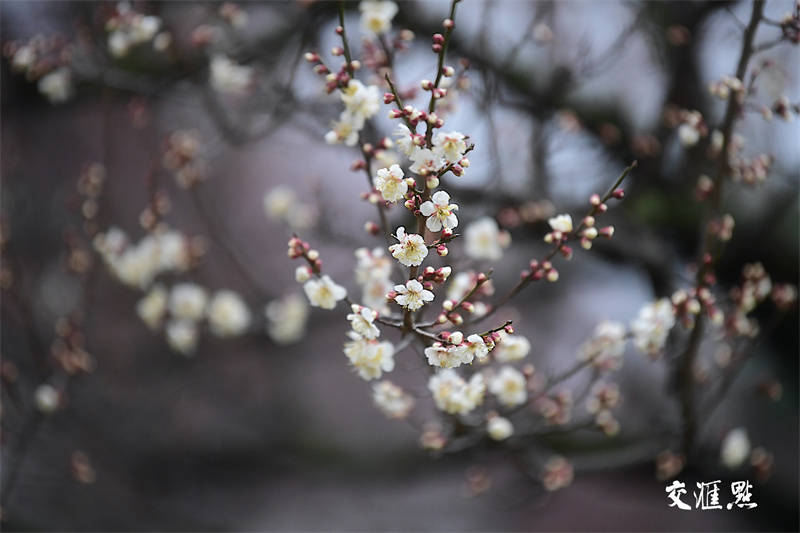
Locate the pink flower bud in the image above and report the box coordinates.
[590,194,601,206]
[313,64,329,75]
[451,164,463,176]
[521,269,531,279]
[436,244,448,256]
[420,79,434,91]
[546,269,559,282]
[612,189,625,199]
[477,272,488,283]
[560,245,573,260]
[437,313,448,324]
[597,203,608,213]
[383,92,395,104]
[389,109,404,119]
[304,52,319,63]
[598,226,615,238]
[335,26,344,35]
[432,33,445,44]
[461,301,474,313]
[423,281,434,291]
[443,19,455,30]
[441,228,454,239]
[331,46,344,56]
[350,159,366,171]
[364,221,379,235]
[504,324,514,334]
[386,290,398,300]
[432,43,443,53]
[443,65,455,77]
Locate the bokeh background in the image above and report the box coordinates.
[1,1,798,531]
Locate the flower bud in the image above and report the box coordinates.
[583,227,598,240]
[432,33,445,44]
[443,65,455,77]
[295,265,311,282]
[443,300,455,311]
[383,92,395,104]
[590,194,601,206]
[432,43,443,53]
[364,221,379,235]
[546,269,559,282]
[599,226,615,238]
[331,46,344,56]
[436,244,448,256]
[426,176,440,189]
[307,249,319,261]
[304,52,319,63]
[420,79,434,91]
[612,189,625,199]
[443,19,454,30]
[449,331,463,344]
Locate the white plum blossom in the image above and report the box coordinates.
[340,80,380,127]
[464,217,510,261]
[166,319,199,355]
[464,334,490,361]
[94,226,191,289]
[263,186,296,220]
[432,131,467,164]
[168,283,208,321]
[355,247,392,285]
[389,227,428,267]
[428,369,486,415]
[373,164,407,203]
[325,112,360,146]
[38,67,72,104]
[343,332,395,380]
[304,275,347,309]
[409,148,443,175]
[136,284,167,330]
[11,45,36,72]
[419,190,458,232]
[548,214,573,234]
[347,304,380,339]
[210,54,253,95]
[372,380,414,419]
[721,427,751,469]
[394,279,434,311]
[393,124,417,157]
[354,247,393,314]
[107,13,162,57]
[359,0,398,35]
[34,384,60,413]
[487,416,514,441]
[489,366,527,407]
[494,334,530,362]
[207,290,251,337]
[678,123,700,147]
[578,320,627,371]
[630,299,676,356]
[265,293,309,345]
[424,342,471,368]
[446,271,474,301]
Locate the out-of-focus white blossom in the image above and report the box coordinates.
[359,0,398,35]
[325,112,360,146]
[372,380,414,419]
[34,384,60,413]
[304,275,347,309]
[343,333,395,380]
[630,299,676,356]
[428,369,486,414]
[38,67,72,104]
[94,227,191,289]
[419,190,458,232]
[548,214,573,234]
[166,319,199,355]
[265,293,309,345]
[107,12,162,57]
[207,290,251,337]
[347,304,380,339]
[493,334,530,363]
[210,54,254,95]
[389,226,428,267]
[340,80,380,127]
[578,320,627,371]
[489,366,527,407]
[354,247,393,313]
[542,456,574,491]
[721,427,750,469]
[263,186,318,230]
[394,279,434,311]
[374,164,407,203]
[487,416,513,440]
[432,131,467,164]
[136,284,167,330]
[169,283,208,321]
[464,217,510,261]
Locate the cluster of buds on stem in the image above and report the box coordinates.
[287,236,321,273]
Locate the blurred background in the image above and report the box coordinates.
[1,0,798,530]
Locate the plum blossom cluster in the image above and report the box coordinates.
[281,0,640,494]
[106,3,170,58]
[4,35,73,103]
[163,130,209,189]
[137,282,251,355]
